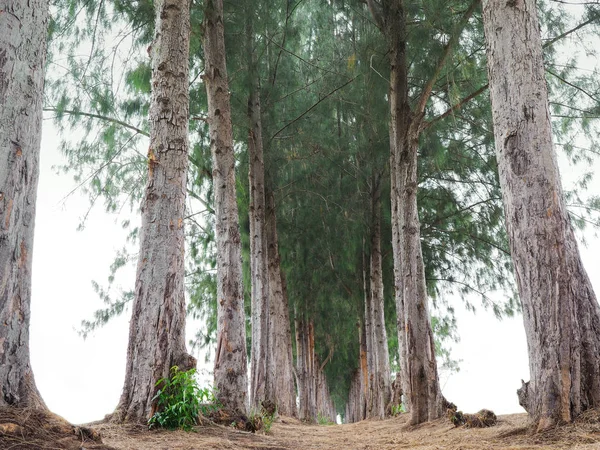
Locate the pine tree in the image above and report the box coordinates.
[482,0,600,431]
[203,0,249,413]
[113,0,196,423]
[0,0,49,410]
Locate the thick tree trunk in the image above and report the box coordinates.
[115,0,196,423]
[0,0,49,410]
[382,0,444,425]
[369,172,392,419]
[483,0,600,431]
[247,18,270,411]
[266,190,297,417]
[204,0,248,413]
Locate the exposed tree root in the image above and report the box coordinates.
[0,407,115,449]
[446,404,498,428]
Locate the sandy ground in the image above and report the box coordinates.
[3,409,600,449]
[92,411,600,450]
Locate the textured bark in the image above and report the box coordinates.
[247,20,270,411]
[0,0,49,410]
[266,190,297,417]
[368,173,392,419]
[296,317,318,421]
[345,322,369,423]
[315,361,336,423]
[363,256,375,417]
[115,0,196,423]
[345,369,364,423]
[483,0,600,431]
[204,0,248,413]
[379,0,444,425]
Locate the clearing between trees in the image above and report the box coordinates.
[3,410,600,449]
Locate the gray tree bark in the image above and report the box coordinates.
[368,0,445,425]
[247,16,270,411]
[369,172,392,419]
[203,0,249,413]
[266,189,297,417]
[0,0,49,410]
[114,0,196,423]
[483,0,600,431]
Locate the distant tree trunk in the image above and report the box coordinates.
[367,0,444,424]
[369,172,392,419]
[266,189,297,417]
[115,0,196,423]
[316,359,336,423]
[483,0,600,431]
[296,316,317,421]
[359,317,369,420]
[247,15,270,411]
[345,369,364,423]
[363,253,375,417]
[203,0,248,413]
[0,0,49,410]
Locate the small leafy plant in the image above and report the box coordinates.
[317,412,335,425]
[148,366,219,431]
[390,403,406,416]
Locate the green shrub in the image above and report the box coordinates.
[390,403,406,416]
[148,366,219,431]
[317,413,335,425]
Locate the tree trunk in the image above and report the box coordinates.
[247,16,270,411]
[204,0,248,413]
[483,0,600,431]
[363,251,375,417]
[316,360,336,423]
[381,0,444,425]
[266,189,297,417]
[296,316,318,421]
[369,172,392,419]
[295,316,309,420]
[0,0,49,410]
[115,0,196,423]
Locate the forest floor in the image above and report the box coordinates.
[3,408,600,449]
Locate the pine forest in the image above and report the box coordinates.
[2,0,600,448]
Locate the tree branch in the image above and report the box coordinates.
[271,77,356,140]
[542,12,600,49]
[44,107,149,137]
[365,0,385,31]
[545,68,600,103]
[425,83,489,127]
[416,0,480,115]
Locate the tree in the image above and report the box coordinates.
[246,10,270,411]
[0,0,49,410]
[203,0,249,413]
[114,0,196,423]
[366,0,479,424]
[482,0,600,431]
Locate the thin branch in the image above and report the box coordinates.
[542,12,600,49]
[416,0,480,115]
[425,83,488,127]
[44,107,149,137]
[271,77,356,140]
[545,68,600,103]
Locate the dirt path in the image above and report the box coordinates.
[94,412,600,450]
